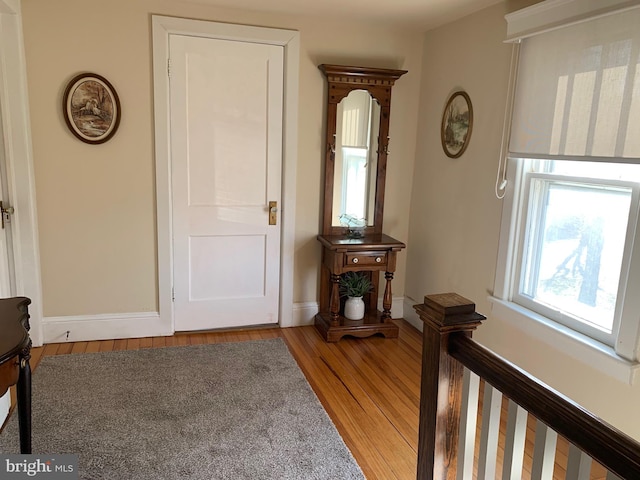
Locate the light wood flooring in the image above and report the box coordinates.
[16,319,608,479]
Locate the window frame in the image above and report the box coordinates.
[494,0,640,384]
[493,156,640,371]
[511,162,640,347]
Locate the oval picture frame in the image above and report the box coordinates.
[441,91,473,158]
[62,73,121,144]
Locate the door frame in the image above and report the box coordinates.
[152,16,299,333]
[0,0,43,346]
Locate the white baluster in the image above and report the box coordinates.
[566,444,591,479]
[457,369,480,480]
[502,399,528,480]
[477,383,503,480]
[531,421,557,479]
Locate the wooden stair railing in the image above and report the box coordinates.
[414,293,640,480]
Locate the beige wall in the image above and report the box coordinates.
[21,0,422,316]
[21,0,640,443]
[405,1,640,440]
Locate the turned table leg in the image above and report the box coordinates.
[329,273,341,326]
[17,345,32,454]
[382,271,394,321]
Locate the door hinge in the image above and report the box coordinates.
[167,58,172,78]
[172,286,175,302]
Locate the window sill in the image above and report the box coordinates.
[487,296,640,385]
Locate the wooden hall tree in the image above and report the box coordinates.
[315,64,407,342]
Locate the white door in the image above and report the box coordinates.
[0,111,15,425]
[0,123,14,298]
[169,34,283,331]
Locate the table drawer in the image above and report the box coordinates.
[345,252,387,267]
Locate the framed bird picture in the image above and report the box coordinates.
[441,91,473,158]
[62,73,121,144]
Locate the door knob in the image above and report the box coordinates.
[268,201,278,225]
[0,201,14,229]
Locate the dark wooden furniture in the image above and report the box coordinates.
[316,234,405,342]
[0,297,32,453]
[315,65,407,342]
[318,64,407,237]
[414,293,640,480]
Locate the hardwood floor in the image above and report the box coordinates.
[24,320,419,479]
[19,319,608,479]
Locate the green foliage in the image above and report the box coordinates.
[339,272,373,298]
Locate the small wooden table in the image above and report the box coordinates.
[315,234,405,342]
[0,297,32,453]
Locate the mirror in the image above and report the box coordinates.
[332,90,380,228]
[319,64,407,236]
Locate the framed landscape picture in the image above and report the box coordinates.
[441,91,473,158]
[63,73,121,144]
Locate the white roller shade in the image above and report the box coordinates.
[509,6,640,160]
[505,0,640,43]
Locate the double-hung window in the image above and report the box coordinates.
[496,1,640,366]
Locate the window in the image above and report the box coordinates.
[514,159,640,346]
[497,2,640,363]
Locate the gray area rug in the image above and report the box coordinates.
[0,339,364,479]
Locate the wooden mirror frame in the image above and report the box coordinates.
[319,64,407,236]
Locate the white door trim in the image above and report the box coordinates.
[0,0,43,346]
[152,16,299,332]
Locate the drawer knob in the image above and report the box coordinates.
[352,257,359,264]
[375,257,382,263]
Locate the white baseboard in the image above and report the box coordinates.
[42,312,171,344]
[377,296,405,320]
[285,302,319,328]
[403,296,424,332]
[286,296,406,329]
[42,297,411,342]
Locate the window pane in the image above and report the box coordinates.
[543,159,640,182]
[522,179,632,332]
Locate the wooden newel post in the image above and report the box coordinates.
[414,293,486,480]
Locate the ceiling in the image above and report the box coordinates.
[181,0,507,31]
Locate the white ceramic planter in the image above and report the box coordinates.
[344,296,365,320]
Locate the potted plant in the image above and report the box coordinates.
[339,272,373,320]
